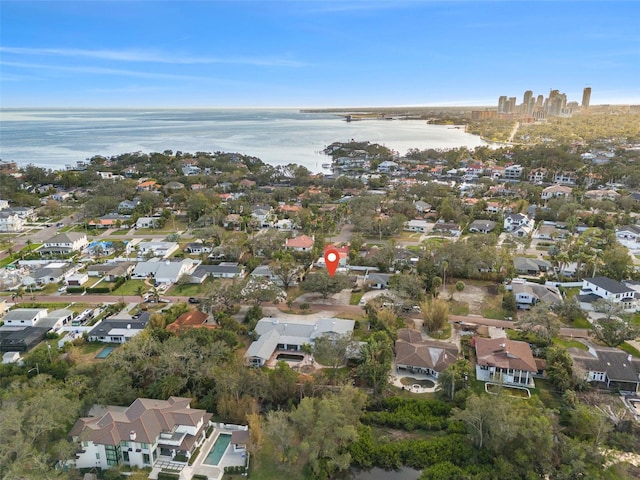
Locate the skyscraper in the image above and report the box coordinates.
[498,96,508,114]
[582,87,592,109]
[523,90,534,115]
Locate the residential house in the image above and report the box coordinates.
[250,265,297,287]
[39,309,75,331]
[503,164,523,180]
[0,211,25,232]
[0,326,50,353]
[508,279,562,309]
[533,223,566,241]
[528,168,547,183]
[578,276,636,310]
[553,172,577,185]
[414,200,432,213]
[135,241,179,258]
[87,262,135,281]
[136,180,158,192]
[1,308,47,328]
[513,257,552,276]
[469,220,497,234]
[5,206,35,220]
[22,262,71,286]
[132,259,199,284]
[183,243,211,255]
[0,199,9,210]
[69,396,212,470]
[285,234,314,252]
[244,317,355,367]
[569,346,640,392]
[404,219,429,233]
[135,217,161,229]
[503,213,534,237]
[395,328,458,378]
[541,185,572,201]
[319,245,349,268]
[616,225,640,247]
[274,218,295,230]
[182,164,202,175]
[377,160,398,173]
[166,309,210,334]
[475,337,537,386]
[584,189,620,201]
[88,315,149,343]
[164,181,185,191]
[118,199,140,213]
[223,214,242,230]
[432,222,462,237]
[41,232,89,255]
[66,273,89,287]
[251,205,274,227]
[364,272,392,290]
[189,262,245,281]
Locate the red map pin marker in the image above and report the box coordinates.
[324,248,340,277]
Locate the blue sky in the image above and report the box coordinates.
[1,1,639,107]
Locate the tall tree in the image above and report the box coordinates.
[516,303,561,345]
[357,331,394,395]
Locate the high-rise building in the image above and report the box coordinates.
[498,96,508,114]
[582,87,592,109]
[536,95,544,108]
[522,90,534,115]
[507,97,517,113]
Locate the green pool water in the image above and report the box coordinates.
[203,433,231,466]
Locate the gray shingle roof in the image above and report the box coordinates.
[586,277,633,294]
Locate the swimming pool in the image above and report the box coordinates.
[203,433,231,466]
[95,346,115,359]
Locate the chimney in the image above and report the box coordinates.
[127,324,131,329]
[499,343,506,349]
[130,430,136,441]
[629,354,633,363]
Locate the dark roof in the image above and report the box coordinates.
[469,220,496,231]
[0,326,49,352]
[570,347,640,383]
[585,277,633,294]
[89,316,149,337]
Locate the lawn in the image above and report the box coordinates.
[566,317,592,329]
[111,279,148,296]
[486,383,531,398]
[482,303,510,320]
[529,378,563,409]
[168,281,211,297]
[448,300,469,315]
[619,342,640,358]
[350,292,363,305]
[553,337,588,350]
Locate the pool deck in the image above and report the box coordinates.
[154,423,247,480]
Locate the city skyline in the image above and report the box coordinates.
[1,1,640,108]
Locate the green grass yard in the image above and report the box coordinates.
[111,280,148,296]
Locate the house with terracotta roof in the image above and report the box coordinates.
[166,309,212,334]
[474,337,537,386]
[136,180,158,192]
[285,234,314,252]
[395,328,458,378]
[69,396,212,470]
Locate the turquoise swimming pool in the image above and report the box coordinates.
[95,346,115,359]
[203,433,231,466]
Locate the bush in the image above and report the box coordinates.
[158,473,180,480]
[224,465,247,474]
[66,287,85,294]
[87,286,111,294]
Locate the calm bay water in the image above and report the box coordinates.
[0,108,488,172]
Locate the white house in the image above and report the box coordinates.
[541,185,572,201]
[616,225,640,247]
[135,241,179,259]
[1,308,48,328]
[88,316,149,343]
[244,317,355,367]
[22,262,72,286]
[0,211,24,232]
[503,213,534,234]
[41,233,88,255]
[132,259,199,284]
[578,276,636,310]
[135,217,162,229]
[508,279,562,309]
[475,337,537,386]
[69,396,212,470]
[404,220,429,233]
[503,164,523,180]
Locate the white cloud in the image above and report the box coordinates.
[0,46,307,67]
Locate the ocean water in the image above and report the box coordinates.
[0,108,488,172]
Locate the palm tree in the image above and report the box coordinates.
[11,287,25,304]
[441,260,449,295]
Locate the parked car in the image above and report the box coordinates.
[188,297,201,304]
